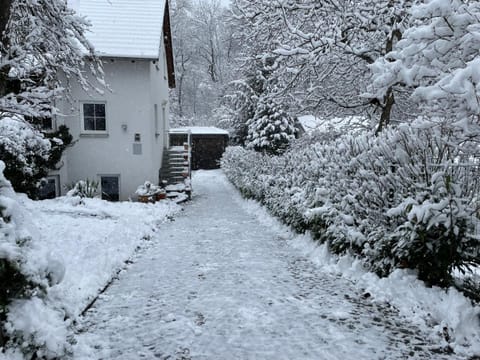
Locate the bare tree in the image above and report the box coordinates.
[369,0,480,136]
[170,0,241,126]
[0,0,103,119]
[230,0,418,133]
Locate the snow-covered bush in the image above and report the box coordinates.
[329,123,479,286]
[135,181,162,197]
[0,117,72,198]
[222,121,480,287]
[66,179,99,199]
[0,116,51,195]
[246,95,297,155]
[0,161,70,359]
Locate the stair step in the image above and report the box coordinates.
[160,146,191,187]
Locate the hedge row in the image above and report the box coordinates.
[221,122,480,287]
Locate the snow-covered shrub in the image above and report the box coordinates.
[0,161,71,359]
[329,123,479,285]
[222,120,480,287]
[136,181,166,202]
[135,181,162,196]
[221,146,268,201]
[246,95,298,155]
[0,117,72,199]
[66,179,99,199]
[388,169,476,286]
[0,116,51,196]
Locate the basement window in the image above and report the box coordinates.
[101,175,120,202]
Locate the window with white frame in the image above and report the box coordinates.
[82,102,106,132]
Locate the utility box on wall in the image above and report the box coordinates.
[169,127,229,170]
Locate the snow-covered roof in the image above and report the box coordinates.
[170,127,229,136]
[74,0,166,59]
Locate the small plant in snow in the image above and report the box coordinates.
[65,179,99,199]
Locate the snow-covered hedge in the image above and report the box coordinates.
[0,161,71,359]
[222,121,480,287]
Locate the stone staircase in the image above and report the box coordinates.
[160,145,192,200]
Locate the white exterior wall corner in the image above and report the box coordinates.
[150,30,171,172]
[57,58,168,200]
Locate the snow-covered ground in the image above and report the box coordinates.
[73,170,479,359]
[19,195,181,318]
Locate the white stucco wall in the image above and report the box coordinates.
[56,57,170,200]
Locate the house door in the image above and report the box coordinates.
[101,176,120,201]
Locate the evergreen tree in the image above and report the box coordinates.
[223,63,269,145]
[246,94,297,155]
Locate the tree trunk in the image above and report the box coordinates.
[178,72,184,117]
[374,23,401,135]
[0,0,11,40]
[208,38,217,82]
[0,0,13,98]
[375,87,395,135]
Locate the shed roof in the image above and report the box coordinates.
[74,0,166,59]
[170,127,230,136]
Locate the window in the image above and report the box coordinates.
[82,103,106,132]
[38,176,59,199]
[101,176,119,201]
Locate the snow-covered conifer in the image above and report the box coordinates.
[246,94,297,155]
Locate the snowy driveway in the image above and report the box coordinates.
[76,170,462,360]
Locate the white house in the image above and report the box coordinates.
[49,0,175,201]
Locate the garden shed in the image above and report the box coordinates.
[169,127,229,170]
